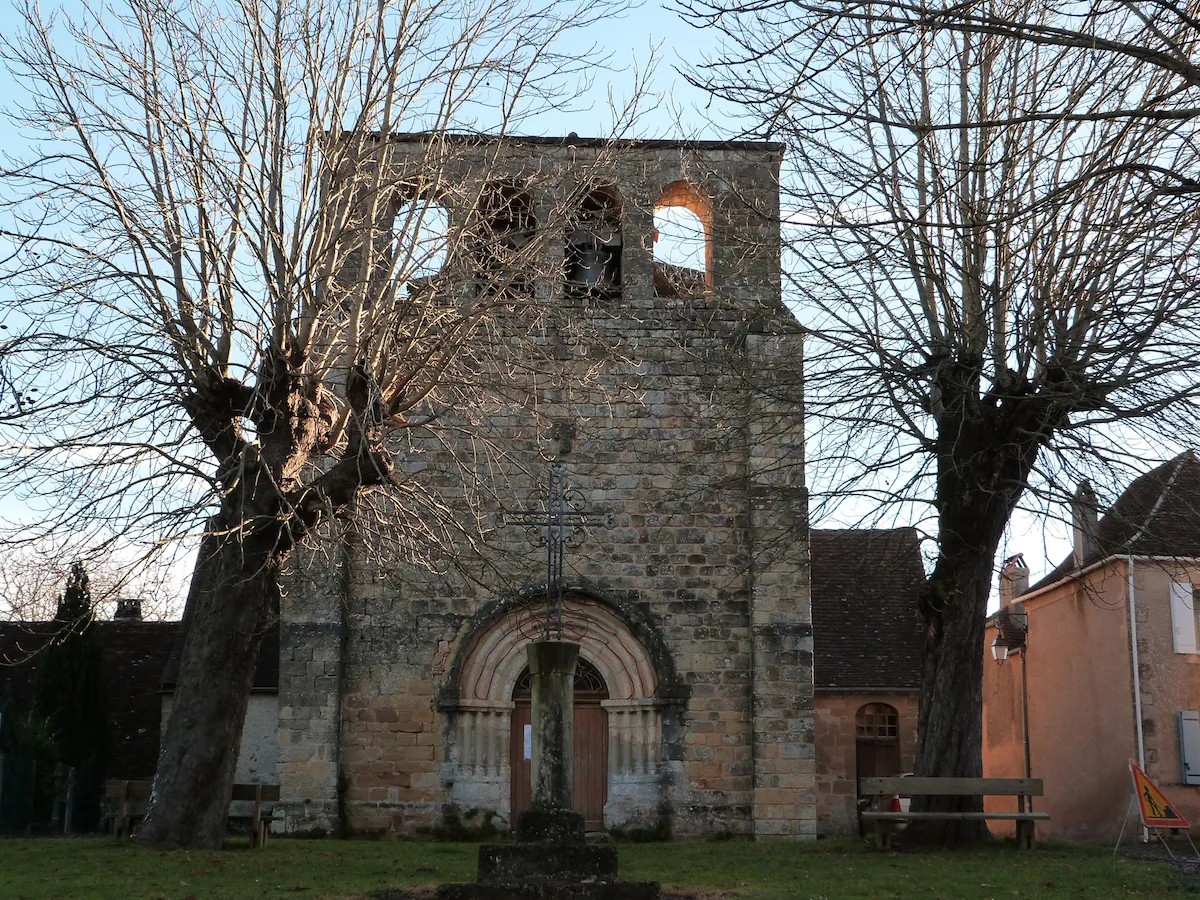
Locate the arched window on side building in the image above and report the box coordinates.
[855,702,901,780]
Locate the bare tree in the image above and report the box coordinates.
[843,1,1200,102]
[680,0,1200,838]
[0,550,95,624]
[0,546,181,624]
[0,0,638,848]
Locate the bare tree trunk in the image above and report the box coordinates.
[135,520,280,849]
[908,390,1050,842]
[910,539,996,841]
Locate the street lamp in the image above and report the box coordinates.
[991,637,1010,664]
[992,607,1032,808]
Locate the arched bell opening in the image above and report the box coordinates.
[509,657,610,830]
[389,191,451,300]
[653,180,711,298]
[473,180,536,298]
[564,185,622,300]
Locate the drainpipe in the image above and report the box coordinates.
[1125,557,1149,843]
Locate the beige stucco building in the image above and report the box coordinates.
[984,452,1200,842]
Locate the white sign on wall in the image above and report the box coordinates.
[523,724,533,760]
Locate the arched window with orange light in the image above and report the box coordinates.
[652,181,711,298]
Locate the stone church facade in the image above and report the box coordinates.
[276,136,814,839]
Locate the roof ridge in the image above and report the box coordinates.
[1029,450,1200,590]
[1119,453,1189,551]
[810,526,917,535]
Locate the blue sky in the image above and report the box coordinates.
[0,0,1075,612]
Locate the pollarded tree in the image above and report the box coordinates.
[680,0,1200,837]
[0,0,638,848]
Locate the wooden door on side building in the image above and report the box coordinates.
[855,703,902,778]
[510,658,609,830]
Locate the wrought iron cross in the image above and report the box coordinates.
[504,462,613,639]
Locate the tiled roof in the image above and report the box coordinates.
[0,620,183,779]
[1033,450,1200,590]
[810,528,925,691]
[160,623,279,692]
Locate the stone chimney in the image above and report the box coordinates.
[114,598,143,621]
[999,554,1030,608]
[1071,480,1099,569]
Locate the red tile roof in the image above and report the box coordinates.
[810,528,925,691]
[1033,450,1200,590]
[0,620,183,779]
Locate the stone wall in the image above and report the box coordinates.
[279,137,813,839]
[161,693,279,784]
[276,544,348,835]
[813,692,918,836]
[746,330,814,838]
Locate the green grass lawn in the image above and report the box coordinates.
[0,837,1190,900]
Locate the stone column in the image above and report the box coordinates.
[745,326,816,839]
[527,640,580,812]
[278,535,348,836]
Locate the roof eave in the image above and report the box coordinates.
[1003,553,1200,609]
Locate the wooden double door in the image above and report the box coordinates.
[509,659,609,830]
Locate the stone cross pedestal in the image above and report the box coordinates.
[437,640,659,900]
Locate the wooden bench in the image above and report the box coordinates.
[859,777,1050,850]
[103,780,281,847]
[230,783,282,848]
[104,779,152,839]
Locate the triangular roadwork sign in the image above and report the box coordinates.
[1131,760,1190,828]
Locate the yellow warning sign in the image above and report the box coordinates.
[1131,760,1190,828]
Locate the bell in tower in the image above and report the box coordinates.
[564,186,621,298]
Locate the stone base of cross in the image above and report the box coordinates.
[437,645,661,897]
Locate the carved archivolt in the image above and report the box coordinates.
[448,594,664,793]
[457,595,659,704]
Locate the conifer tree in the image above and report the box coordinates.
[32,563,108,831]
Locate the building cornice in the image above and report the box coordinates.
[994,553,1200,613]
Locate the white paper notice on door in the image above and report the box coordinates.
[523,724,533,760]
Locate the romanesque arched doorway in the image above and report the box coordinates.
[510,658,609,829]
[446,593,661,831]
